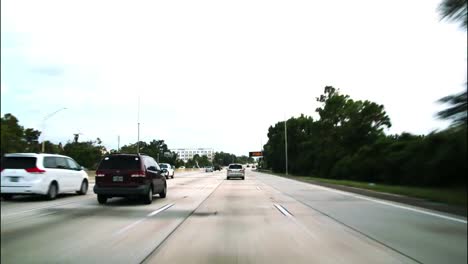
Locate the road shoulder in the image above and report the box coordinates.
[257,171,467,217]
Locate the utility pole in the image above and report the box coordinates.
[137,97,140,154]
[284,118,288,176]
[117,135,120,152]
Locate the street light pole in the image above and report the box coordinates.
[137,97,140,154]
[284,118,288,176]
[41,107,67,153]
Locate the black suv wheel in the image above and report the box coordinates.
[142,185,153,204]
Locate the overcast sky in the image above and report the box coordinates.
[1,0,466,156]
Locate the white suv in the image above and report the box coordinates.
[159,163,174,179]
[1,153,89,200]
[226,164,245,180]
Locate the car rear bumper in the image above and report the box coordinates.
[93,184,150,197]
[227,173,244,178]
[1,183,48,195]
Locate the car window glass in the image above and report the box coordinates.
[160,164,167,169]
[66,159,80,170]
[43,157,57,168]
[56,157,69,169]
[229,164,242,169]
[151,159,160,170]
[98,155,141,170]
[2,157,37,169]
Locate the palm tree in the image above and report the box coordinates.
[437,90,467,126]
[438,0,467,29]
[436,0,467,127]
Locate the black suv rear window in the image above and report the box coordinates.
[2,157,37,169]
[229,164,242,169]
[97,155,141,170]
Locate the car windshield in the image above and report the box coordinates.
[229,164,242,169]
[1,157,37,169]
[160,164,168,168]
[97,156,140,170]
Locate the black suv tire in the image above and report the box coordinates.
[97,195,107,204]
[142,186,153,204]
[159,184,167,198]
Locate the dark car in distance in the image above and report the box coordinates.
[214,165,222,171]
[93,154,167,205]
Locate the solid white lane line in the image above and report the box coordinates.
[147,203,174,217]
[114,203,175,236]
[274,204,293,217]
[256,186,261,191]
[261,173,468,224]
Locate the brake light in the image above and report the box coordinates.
[95,171,105,177]
[25,167,46,173]
[131,171,146,178]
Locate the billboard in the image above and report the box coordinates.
[249,151,263,157]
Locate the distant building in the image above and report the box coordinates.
[171,148,214,163]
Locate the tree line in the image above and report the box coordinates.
[0,113,252,170]
[263,86,466,187]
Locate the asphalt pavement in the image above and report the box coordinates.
[1,169,466,264]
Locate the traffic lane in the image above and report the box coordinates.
[145,172,416,264]
[0,170,217,217]
[254,171,467,264]
[1,172,222,264]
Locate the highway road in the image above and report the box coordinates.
[1,169,466,264]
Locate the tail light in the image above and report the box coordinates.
[131,171,146,178]
[96,171,105,177]
[25,167,46,173]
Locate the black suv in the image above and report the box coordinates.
[93,154,167,204]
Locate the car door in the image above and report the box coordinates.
[65,158,83,190]
[55,157,73,191]
[150,158,165,192]
[143,157,157,192]
[42,157,69,192]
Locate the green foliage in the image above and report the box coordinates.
[438,0,467,29]
[437,90,467,127]
[264,86,467,188]
[1,114,27,155]
[63,139,106,169]
[119,140,178,165]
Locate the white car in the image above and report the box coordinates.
[205,166,214,172]
[159,163,174,179]
[226,163,245,180]
[1,153,89,200]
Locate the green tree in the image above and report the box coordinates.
[1,114,26,155]
[23,128,42,152]
[63,138,105,169]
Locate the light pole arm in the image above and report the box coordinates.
[41,107,67,153]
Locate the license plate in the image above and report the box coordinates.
[10,177,20,182]
[113,176,123,182]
